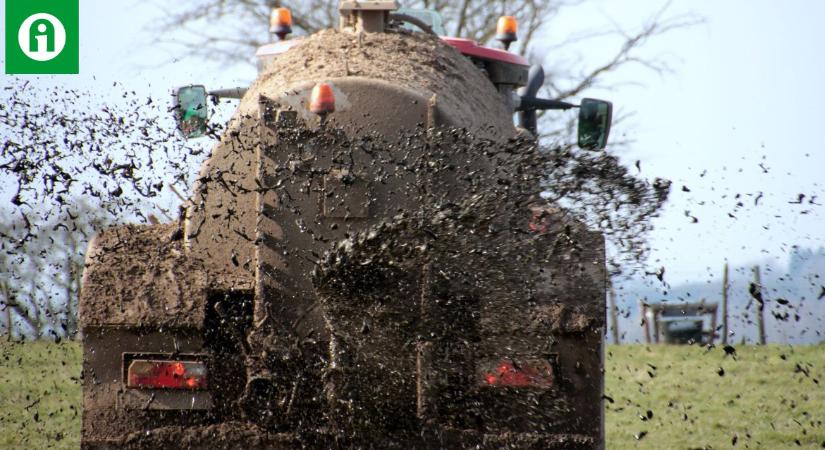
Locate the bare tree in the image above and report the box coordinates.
[0,215,42,340]
[150,0,699,144]
[0,200,114,341]
[151,0,577,58]
[151,1,699,97]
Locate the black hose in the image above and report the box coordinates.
[388,13,437,35]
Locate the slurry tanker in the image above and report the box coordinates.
[80,2,613,448]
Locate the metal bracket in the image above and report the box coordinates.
[339,1,399,11]
[339,1,399,33]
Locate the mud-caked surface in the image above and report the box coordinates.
[248,125,652,443]
[83,422,298,450]
[245,29,514,135]
[79,222,208,329]
[70,117,667,447]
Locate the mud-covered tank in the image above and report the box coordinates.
[79,2,610,449]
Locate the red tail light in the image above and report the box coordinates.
[481,358,554,388]
[528,209,550,233]
[127,360,207,390]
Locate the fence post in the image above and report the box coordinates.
[1,281,11,341]
[753,265,766,345]
[640,300,651,344]
[722,263,729,344]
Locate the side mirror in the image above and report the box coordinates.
[577,98,613,150]
[175,85,209,139]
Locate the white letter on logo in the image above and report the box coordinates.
[18,13,67,62]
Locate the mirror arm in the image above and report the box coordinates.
[208,87,248,100]
[516,97,577,112]
[516,96,577,136]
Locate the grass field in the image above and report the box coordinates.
[606,344,825,449]
[0,341,81,449]
[1,342,823,449]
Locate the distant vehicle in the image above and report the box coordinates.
[79,2,613,448]
[641,301,719,344]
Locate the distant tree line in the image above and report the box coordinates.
[0,199,114,341]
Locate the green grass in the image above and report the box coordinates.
[0,342,823,449]
[0,341,81,449]
[606,344,825,449]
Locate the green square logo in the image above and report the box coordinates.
[5,0,79,74]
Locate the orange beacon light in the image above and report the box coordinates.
[496,16,518,50]
[310,83,336,115]
[270,8,293,40]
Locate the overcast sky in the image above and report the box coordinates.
[2,0,822,285]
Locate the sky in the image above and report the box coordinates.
[1,0,823,286]
[547,0,825,282]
